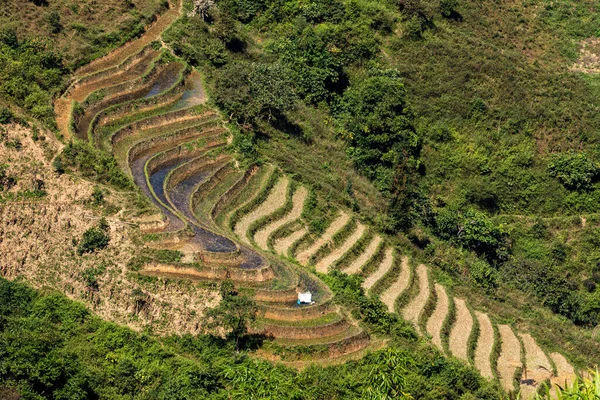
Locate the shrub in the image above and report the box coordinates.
[58,141,133,190]
[440,0,459,18]
[0,107,13,124]
[548,151,599,191]
[77,226,109,255]
[434,207,508,264]
[44,11,62,34]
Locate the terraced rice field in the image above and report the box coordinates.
[296,211,350,264]
[53,2,580,394]
[57,1,373,362]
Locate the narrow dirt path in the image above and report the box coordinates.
[497,324,522,392]
[519,333,553,399]
[315,222,366,273]
[362,247,394,291]
[274,228,307,257]
[234,177,289,244]
[401,264,430,332]
[296,212,350,264]
[380,256,410,312]
[426,283,449,351]
[448,298,472,362]
[343,235,382,275]
[254,186,307,251]
[474,311,495,380]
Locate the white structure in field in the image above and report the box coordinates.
[298,292,312,304]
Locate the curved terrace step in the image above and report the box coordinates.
[425,283,449,351]
[448,298,473,362]
[497,324,522,393]
[519,333,553,398]
[401,263,430,333]
[380,255,411,312]
[274,227,308,258]
[76,60,183,141]
[234,176,290,245]
[315,221,366,274]
[296,211,350,264]
[75,0,182,76]
[343,235,382,275]
[254,186,308,251]
[473,311,495,380]
[362,247,394,291]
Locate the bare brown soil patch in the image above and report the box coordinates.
[497,324,522,392]
[255,186,307,251]
[448,298,472,362]
[474,311,495,380]
[0,124,219,335]
[380,255,410,312]
[425,284,449,351]
[315,222,365,274]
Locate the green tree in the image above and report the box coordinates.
[205,281,260,352]
[214,62,296,125]
[77,225,109,255]
[440,0,459,18]
[548,151,599,190]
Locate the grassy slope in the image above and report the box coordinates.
[0,0,167,70]
[181,0,600,367]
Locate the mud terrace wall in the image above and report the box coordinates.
[259,318,350,340]
[141,262,275,282]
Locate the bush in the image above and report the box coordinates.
[57,141,133,190]
[0,107,13,124]
[548,151,599,191]
[77,225,109,255]
[440,0,459,18]
[434,207,508,264]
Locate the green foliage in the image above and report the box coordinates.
[468,259,498,294]
[340,73,418,194]
[76,220,110,255]
[0,107,13,124]
[213,61,297,125]
[0,164,16,192]
[548,151,599,191]
[91,186,105,206]
[164,16,228,67]
[0,28,63,126]
[440,0,459,18]
[321,270,415,337]
[0,278,504,399]
[44,11,62,34]
[81,265,106,290]
[434,207,508,264]
[204,281,259,351]
[57,141,134,190]
[268,25,344,104]
[499,258,597,326]
[536,368,600,399]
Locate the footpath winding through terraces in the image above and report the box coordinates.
[52,0,583,394]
